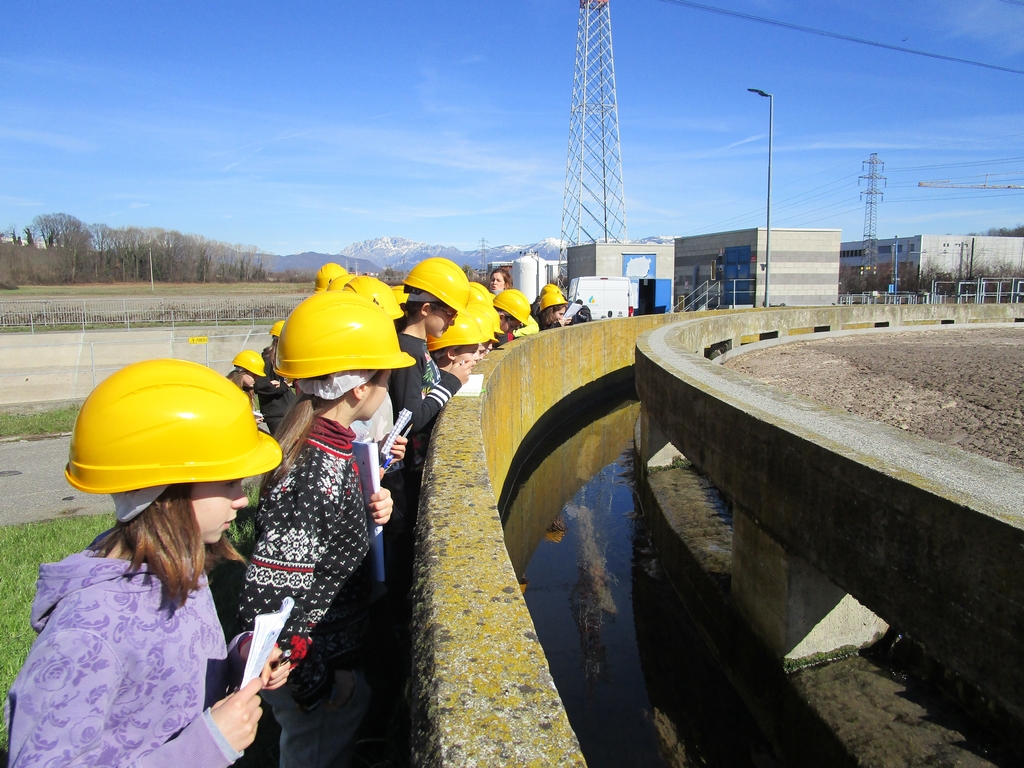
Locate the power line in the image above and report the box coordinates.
[997,0,1024,7]
[657,0,1024,76]
[887,156,1024,172]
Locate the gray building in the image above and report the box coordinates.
[840,235,1024,281]
[566,242,674,294]
[675,228,840,308]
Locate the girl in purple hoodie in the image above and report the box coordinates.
[5,359,288,768]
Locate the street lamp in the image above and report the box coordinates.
[748,88,773,307]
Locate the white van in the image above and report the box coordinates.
[567,276,633,320]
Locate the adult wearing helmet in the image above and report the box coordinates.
[255,319,296,436]
[239,292,414,768]
[7,360,287,768]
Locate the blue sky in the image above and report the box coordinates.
[2,0,1022,254]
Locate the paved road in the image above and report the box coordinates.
[0,436,113,525]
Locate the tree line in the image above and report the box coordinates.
[0,213,281,286]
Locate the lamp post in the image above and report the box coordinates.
[748,88,773,307]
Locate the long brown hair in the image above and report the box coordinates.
[262,392,333,492]
[96,484,243,607]
[226,368,256,411]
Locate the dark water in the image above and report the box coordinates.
[502,398,774,768]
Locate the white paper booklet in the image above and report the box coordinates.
[563,302,583,322]
[241,596,294,687]
[454,374,484,397]
[351,440,386,582]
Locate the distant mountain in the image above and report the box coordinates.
[263,251,381,274]
[339,237,464,271]
[264,235,677,274]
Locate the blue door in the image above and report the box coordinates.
[722,246,753,306]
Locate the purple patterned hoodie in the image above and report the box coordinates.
[5,548,242,767]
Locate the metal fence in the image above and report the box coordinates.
[0,295,304,332]
[839,278,1024,306]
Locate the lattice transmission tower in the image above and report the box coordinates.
[561,0,627,263]
[859,153,886,271]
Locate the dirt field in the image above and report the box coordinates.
[724,327,1024,469]
[0,282,308,299]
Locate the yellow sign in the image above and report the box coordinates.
[188,336,209,345]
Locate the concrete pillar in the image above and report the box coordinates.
[732,508,888,663]
[639,405,683,469]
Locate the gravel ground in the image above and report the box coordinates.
[724,327,1024,470]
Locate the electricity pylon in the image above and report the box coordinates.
[561,0,628,268]
[859,153,885,271]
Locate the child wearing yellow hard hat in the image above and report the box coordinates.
[538,287,570,330]
[255,319,296,435]
[382,258,472,627]
[428,308,491,371]
[6,359,288,767]
[238,291,415,768]
[228,349,267,423]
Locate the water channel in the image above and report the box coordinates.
[501,393,776,768]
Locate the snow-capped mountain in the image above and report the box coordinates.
[267,235,677,273]
[338,237,465,271]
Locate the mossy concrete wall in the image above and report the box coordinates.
[412,313,681,766]
[634,303,1024,734]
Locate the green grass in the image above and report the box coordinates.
[0,405,80,438]
[0,514,116,753]
[0,503,408,767]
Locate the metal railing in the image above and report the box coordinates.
[0,295,304,332]
[678,281,721,312]
[837,292,928,306]
[839,279,1024,306]
[939,278,1024,304]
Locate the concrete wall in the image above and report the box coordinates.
[412,313,681,766]
[675,228,840,307]
[634,304,1024,733]
[0,326,272,407]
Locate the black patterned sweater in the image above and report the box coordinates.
[238,417,372,707]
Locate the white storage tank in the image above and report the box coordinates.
[513,252,543,303]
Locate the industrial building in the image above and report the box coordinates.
[840,235,1024,280]
[674,228,841,308]
[566,242,674,299]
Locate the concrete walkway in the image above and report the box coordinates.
[0,436,112,525]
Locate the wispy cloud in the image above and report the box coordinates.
[0,128,94,152]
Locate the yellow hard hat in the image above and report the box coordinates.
[486,306,502,338]
[326,273,355,291]
[65,359,282,494]
[466,303,501,341]
[232,350,266,377]
[344,276,404,320]
[539,290,568,311]
[392,284,408,309]
[269,320,285,338]
[403,257,470,314]
[427,310,491,352]
[468,282,495,307]
[540,283,562,297]
[314,263,348,293]
[493,288,532,324]
[275,292,416,379]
